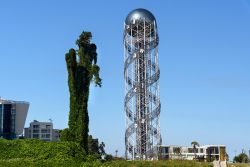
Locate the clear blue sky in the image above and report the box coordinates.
[0,0,249,159]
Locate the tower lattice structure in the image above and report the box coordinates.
[124,8,161,160]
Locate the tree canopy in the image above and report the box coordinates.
[234,153,249,163]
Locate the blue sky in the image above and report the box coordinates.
[0,0,250,159]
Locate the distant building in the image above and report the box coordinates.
[24,120,60,141]
[158,145,226,162]
[0,98,29,139]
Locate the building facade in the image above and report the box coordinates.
[158,145,227,162]
[24,120,59,141]
[0,98,29,139]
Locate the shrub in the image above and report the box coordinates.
[0,138,85,161]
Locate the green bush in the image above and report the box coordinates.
[0,139,215,167]
[233,153,249,163]
[0,138,85,161]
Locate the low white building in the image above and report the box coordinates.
[158,145,226,162]
[24,120,59,141]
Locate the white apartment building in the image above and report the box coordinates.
[158,145,226,162]
[24,120,59,141]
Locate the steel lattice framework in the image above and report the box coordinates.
[124,9,161,160]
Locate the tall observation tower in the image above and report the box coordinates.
[124,8,161,160]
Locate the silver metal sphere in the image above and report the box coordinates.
[125,8,156,24]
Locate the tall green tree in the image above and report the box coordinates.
[65,31,102,154]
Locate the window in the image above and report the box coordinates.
[33,134,39,138]
[46,134,50,138]
[188,148,198,153]
[209,147,219,154]
[33,130,39,133]
[33,125,39,129]
[207,147,219,157]
[162,147,169,154]
[188,148,193,153]
[41,129,50,133]
[46,125,51,129]
[200,148,203,153]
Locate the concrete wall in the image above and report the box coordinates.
[15,102,29,135]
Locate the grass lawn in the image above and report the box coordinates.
[1,158,250,167]
[0,159,214,167]
[228,163,250,167]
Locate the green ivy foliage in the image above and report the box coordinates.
[64,31,102,154]
[0,139,85,161]
[0,139,112,166]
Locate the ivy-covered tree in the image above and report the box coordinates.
[65,31,102,154]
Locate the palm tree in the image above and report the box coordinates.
[191,141,199,160]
